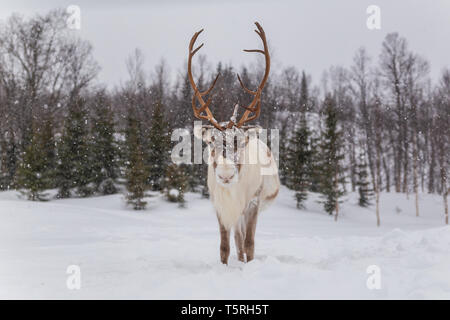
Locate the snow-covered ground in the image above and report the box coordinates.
[0,187,449,299]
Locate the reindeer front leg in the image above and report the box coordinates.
[234,222,245,262]
[244,204,259,262]
[218,220,230,264]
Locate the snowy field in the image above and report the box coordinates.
[0,187,449,299]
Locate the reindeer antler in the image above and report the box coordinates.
[188,29,224,131]
[188,22,270,130]
[234,22,270,128]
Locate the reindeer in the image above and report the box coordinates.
[188,22,280,264]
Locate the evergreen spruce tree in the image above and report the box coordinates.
[0,134,7,190]
[357,151,373,207]
[165,163,188,207]
[40,115,56,188]
[174,71,194,128]
[90,92,119,195]
[278,127,291,186]
[146,100,171,191]
[198,163,209,198]
[286,117,312,209]
[187,134,208,195]
[318,95,346,217]
[184,164,197,192]
[56,97,93,198]
[124,110,149,210]
[0,131,18,190]
[55,135,72,199]
[308,135,322,193]
[299,71,309,113]
[1,133,12,190]
[7,135,18,189]
[16,119,54,201]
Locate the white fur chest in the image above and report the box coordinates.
[210,182,247,231]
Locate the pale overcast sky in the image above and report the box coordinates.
[1,0,449,87]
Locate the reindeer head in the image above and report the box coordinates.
[188,22,270,187]
[194,122,263,186]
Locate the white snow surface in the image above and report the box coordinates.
[1,187,449,299]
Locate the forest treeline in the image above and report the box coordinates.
[0,10,448,224]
